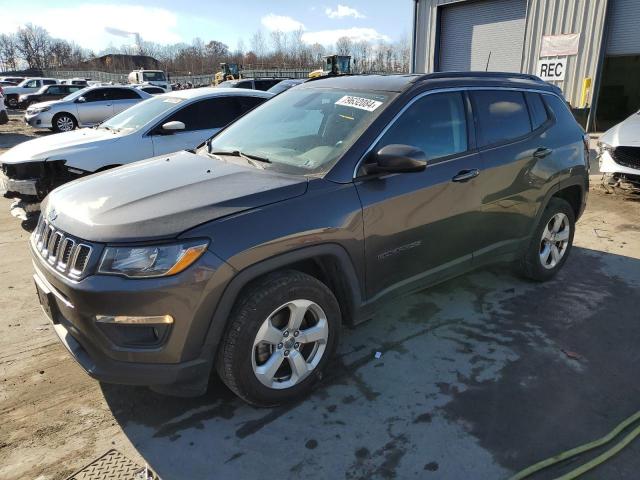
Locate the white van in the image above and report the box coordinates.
[128,70,170,91]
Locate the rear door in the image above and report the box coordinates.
[470,89,549,263]
[76,88,114,125]
[355,90,483,299]
[108,88,143,114]
[150,96,250,155]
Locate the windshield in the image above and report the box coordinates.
[143,71,166,82]
[99,95,184,132]
[207,87,392,175]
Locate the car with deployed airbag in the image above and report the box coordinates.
[30,72,588,406]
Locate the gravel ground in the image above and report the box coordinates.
[1,111,640,479]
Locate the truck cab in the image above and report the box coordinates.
[127,70,170,91]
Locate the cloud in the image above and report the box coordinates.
[0,4,181,51]
[302,27,389,45]
[260,14,305,32]
[325,5,365,19]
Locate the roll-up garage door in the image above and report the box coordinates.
[438,0,527,72]
[606,0,640,56]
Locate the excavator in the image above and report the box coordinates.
[214,63,241,85]
[308,55,352,78]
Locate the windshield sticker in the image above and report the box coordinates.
[335,95,382,112]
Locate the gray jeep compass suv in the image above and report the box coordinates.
[30,73,589,406]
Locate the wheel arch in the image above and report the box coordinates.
[532,177,587,234]
[202,244,364,358]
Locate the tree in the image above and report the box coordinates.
[0,33,19,71]
[16,24,51,69]
[335,36,353,56]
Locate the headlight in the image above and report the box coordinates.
[597,142,613,155]
[98,240,209,278]
[30,106,50,113]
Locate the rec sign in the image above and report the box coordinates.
[537,58,567,81]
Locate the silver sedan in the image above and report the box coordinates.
[24,85,151,132]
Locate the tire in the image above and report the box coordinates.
[6,95,18,109]
[216,270,341,407]
[519,197,575,282]
[52,113,77,132]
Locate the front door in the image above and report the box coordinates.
[355,91,483,300]
[76,89,114,125]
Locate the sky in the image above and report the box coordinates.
[0,0,413,52]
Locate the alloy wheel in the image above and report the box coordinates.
[251,299,329,390]
[56,116,75,132]
[539,212,570,269]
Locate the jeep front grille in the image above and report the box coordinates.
[611,146,640,171]
[32,216,93,278]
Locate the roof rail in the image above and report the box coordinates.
[421,71,543,82]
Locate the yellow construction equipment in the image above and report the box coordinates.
[308,55,352,78]
[214,63,241,85]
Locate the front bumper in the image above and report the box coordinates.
[31,240,234,393]
[24,111,53,129]
[0,171,38,197]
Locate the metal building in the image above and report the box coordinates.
[411,0,640,131]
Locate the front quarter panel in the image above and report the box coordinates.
[183,178,366,294]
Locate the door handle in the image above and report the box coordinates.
[452,169,480,182]
[533,147,553,159]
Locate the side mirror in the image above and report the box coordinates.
[161,121,185,133]
[76,96,86,103]
[365,144,427,174]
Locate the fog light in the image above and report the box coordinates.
[95,314,174,325]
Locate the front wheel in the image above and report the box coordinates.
[52,113,77,132]
[216,270,341,406]
[519,197,575,281]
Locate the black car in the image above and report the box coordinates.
[267,78,307,95]
[30,72,589,406]
[218,77,286,91]
[17,84,85,109]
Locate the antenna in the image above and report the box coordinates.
[485,51,492,72]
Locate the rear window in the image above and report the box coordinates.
[472,90,532,147]
[543,93,577,127]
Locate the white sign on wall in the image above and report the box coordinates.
[537,58,567,81]
[540,33,580,57]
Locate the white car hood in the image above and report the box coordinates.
[0,128,122,165]
[600,112,640,147]
[27,100,60,110]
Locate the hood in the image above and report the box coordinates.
[43,151,308,242]
[600,112,640,147]
[0,128,121,165]
[27,99,61,110]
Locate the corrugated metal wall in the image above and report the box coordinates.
[413,0,609,108]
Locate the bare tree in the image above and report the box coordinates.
[335,36,353,56]
[15,24,51,69]
[0,33,19,70]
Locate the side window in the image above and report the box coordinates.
[43,79,56,85]
[25,80,39,88]
[83,89,108,102]
[237,96,266,114]
[107,88,141,100]
[237,80,253,89]
[472,90,532,147]
[47,86,62,95]
[68,86,82,93]
[376,92,468,161]
[255,80,278,91]
[525,92,548,130]
[164,97,242,131]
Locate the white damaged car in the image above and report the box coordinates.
[598,111,640,193]
[0,88,272,209]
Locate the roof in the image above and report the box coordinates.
[160,87,273,99]
[301,71,560,95]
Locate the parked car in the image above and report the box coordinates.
[218,77,285,91]
[0,76,25,84]
[18,84,85,109]
[3,78,59,108]
[29,72,588,406]
[0,92,7,125]
[60,78,89,86]
[267,78,306,95]
[598,110,640,193]
[24,85,151,132]
[135,85,167,95]
[0,88,271,202]
[0,80,18,87]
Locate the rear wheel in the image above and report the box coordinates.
[216,270,340,406]
[519,197,575,281]
[6,95,18,108]
[52,113,77,132]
